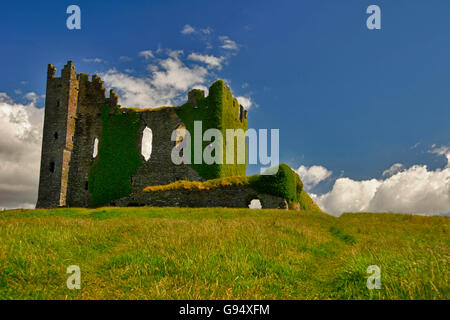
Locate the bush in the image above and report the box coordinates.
[249,164,303,202]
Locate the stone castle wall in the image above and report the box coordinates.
[113,185,289,209]
[131,107,202,190]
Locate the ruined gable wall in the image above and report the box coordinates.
[131,107,202,190]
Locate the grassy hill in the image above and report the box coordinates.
[0,207,448,300]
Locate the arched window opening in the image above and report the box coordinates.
[84,181,89,191]
[54,132,58,140]
[92,138,99,158]
[249,199,262,209]
[141,126,153,161]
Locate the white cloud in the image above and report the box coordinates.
[219,36,238,50]
[82,58,102,63]
[295,165,333,190]
[382,163,404,177]
[187,53,224,69]
[236,96,253,110]
[181,24,196,35]
[139,50,154,60]
[152,56,208,92]
[312,178,381,216]
[0,93,44,209]
[430,145,450,165]
[167,49,184,58]
[119,56,132,62]
[181,24,212,36]
[101,55,208,108]
[311,149,450,216]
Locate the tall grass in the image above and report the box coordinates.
[0,208,448,300]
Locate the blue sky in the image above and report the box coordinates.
[0,0,449,213]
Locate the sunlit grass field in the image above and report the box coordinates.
[0,207,448,300]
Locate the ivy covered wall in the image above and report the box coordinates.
[88,106,142,207]
[176,80,247,180]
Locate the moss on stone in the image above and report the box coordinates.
[88,106,142,207]
[144,176,249,193]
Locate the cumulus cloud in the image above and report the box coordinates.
[187,53,224,69]
[0,93,44,209]
[139,50,154,60]
[430,145,450,164]
[311,149,450,216]
[219,36,238,50]
[101,54,208,108]
[102,48,252,109]
[295,165,333,190]
[382,163,404,177]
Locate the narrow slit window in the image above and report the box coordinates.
[92,138,99,158]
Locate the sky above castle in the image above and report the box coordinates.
[0,0,449,215]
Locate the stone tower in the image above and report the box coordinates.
[36,62,79,208]
[36,61,118,208]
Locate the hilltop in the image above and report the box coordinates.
[0,207,448,299]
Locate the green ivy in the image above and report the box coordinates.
[176,80,247,180]
[249,164,303,202]
[89,106,142,207]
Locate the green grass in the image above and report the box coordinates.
[0,207,448,300]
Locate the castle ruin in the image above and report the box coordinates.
[36,61,318,211]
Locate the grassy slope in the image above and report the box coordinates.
[0,207,448,300]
